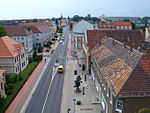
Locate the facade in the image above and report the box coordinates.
[83,30,144,73]
[72,20,94,56]
[0,36,28,75]
[0,69,6,98]
[5,26,33,52]
[90,37,150,113]
[98,22,132,30]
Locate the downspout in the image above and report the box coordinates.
[112,95,114,113]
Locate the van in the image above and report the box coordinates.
[58,65,64,73]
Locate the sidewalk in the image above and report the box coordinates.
[6,41,59,113]
[60,60,103,113]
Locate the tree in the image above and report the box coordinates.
[0,96,4,106]
[32,18,38,23]
[70,23,73,30]
[38,46,43,53]
[138,107,150,113]
[72,15,81,22]
[33,48,38,61]
[0,25,8,37]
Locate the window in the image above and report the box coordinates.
[125,26,127,30]
[22,42,24,46]
[110,92,112,104]
[107,86,109,97]
[121,26,124,30]
[117,26,120,30]
[14,38,16,40]
[129,26,132,30]
[22,37,24,40]
[116,99,123,111]
[78,43,81,49]
[17,37,20,40]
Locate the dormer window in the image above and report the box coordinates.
[11,49,15,52]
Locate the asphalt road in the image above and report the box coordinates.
[25,26,70,113]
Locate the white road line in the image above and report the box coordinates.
[41,67,57,113]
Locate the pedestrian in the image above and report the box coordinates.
[45,58,47,63]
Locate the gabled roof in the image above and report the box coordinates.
[73,20,94,34]
[0,36,23,57]
[91,37,150,97]
[19,22,53,33]
[5,26,33,36]
[86,30,144,51]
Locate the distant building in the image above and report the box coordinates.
[72,20,94,56]
[20,22,55,47]
[0,69,6,98]
[98,22,132,30]
[0,36,28,75]
[5,26,33,52]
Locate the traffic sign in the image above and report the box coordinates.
[73,98,76,102]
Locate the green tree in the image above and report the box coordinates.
[70,23,73,30]
[32,18,38,23]
[33,48,38,61]
[72,15,81,22]
[138,107,150,113]
[38,46,43,53]
[0,96,4,106]
[0,25,8,37]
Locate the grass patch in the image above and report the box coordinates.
[0,62,39,113]
[51,49,55,54]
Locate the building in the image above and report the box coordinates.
[83,30,144,72]
[90,36,150,113]
[105,17,141,23]
[0,69,6,98]
[98,22,132,30]
[72,20,94,56]
[5,26,33,52]
[20,22,55,47]
[0,36,28,75]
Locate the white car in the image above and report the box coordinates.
[60,40,63,43]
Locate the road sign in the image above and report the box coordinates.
[73,98,76,102]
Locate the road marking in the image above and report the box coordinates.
[41,67,57,113]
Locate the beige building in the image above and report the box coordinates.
[0,69,6,98]
[0,36,28,75]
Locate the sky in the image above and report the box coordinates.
[0,0,150,20]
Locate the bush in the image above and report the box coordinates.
[38,46,43,53]
[76,100,81,105]
[0,97,4,106]
[138,107,150,113]
[51,49,54,54]
[37,55,43,61]
[46,49,49,52]
[28,57,33,63]
[6,74,17,84]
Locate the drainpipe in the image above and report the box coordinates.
[112,96,114,113]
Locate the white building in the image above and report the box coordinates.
[0,36,28,75]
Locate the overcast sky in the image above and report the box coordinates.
[0,0,150,20]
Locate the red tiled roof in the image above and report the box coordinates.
[5,26,33,36]
[91,37,150,97]
[86,30,144,51]
[113,22,132,26]
[98,24,114,29]
[0,36,23,57]
[19,22,53,33]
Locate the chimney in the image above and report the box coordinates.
[112,36,115,45]
[146,49,150,58]
[130,44,133,52]
[132,42,136,49]
[127,37,130,46]
[123,42,126,48]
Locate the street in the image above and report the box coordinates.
[25,27,70,113]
